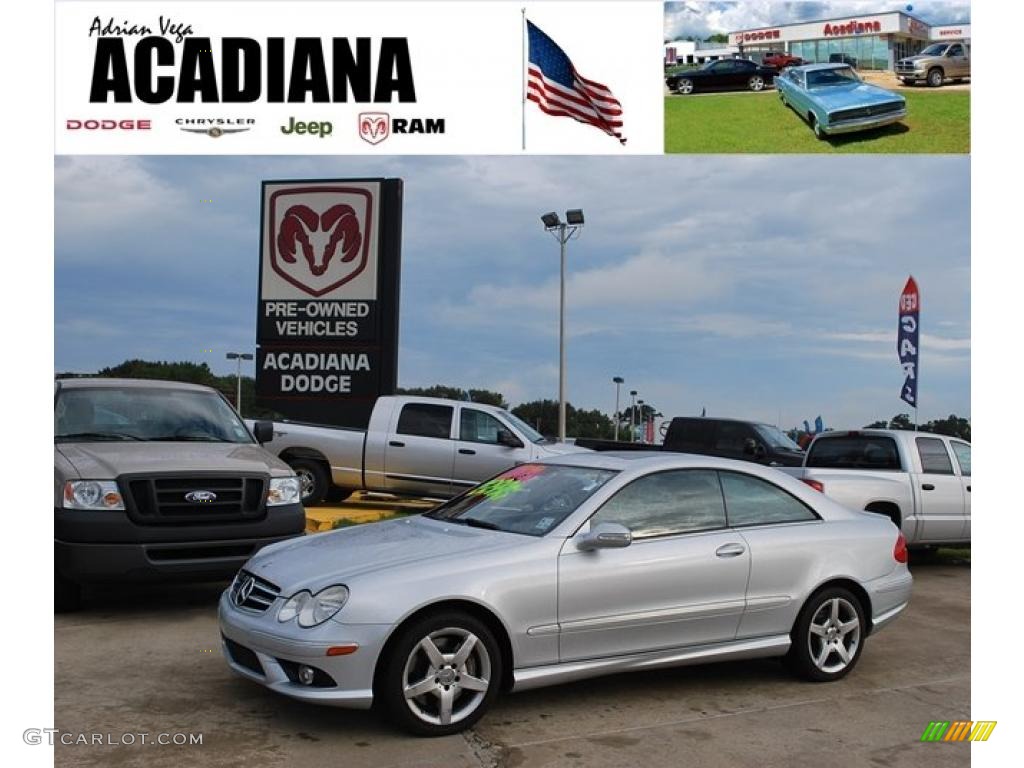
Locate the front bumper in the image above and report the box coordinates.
[218,590,392,708]
[823,108,907,135]
[54,504,305,583]
[864,567,913,634]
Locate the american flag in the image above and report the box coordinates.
[526,20,626,145]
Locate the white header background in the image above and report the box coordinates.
[55,1,664,154]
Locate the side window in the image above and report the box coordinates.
[720,472,818,526]
[667,419,714,450]
[950,442,971,477]
[460,408,504,444]
[591,470,726,539]
[806,436,901,470]
[396,404,453,439]
[714,422,751,453]
[916,437,954,475]
[948,44,963,56]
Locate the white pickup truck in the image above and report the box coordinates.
[253,395,585,504]
[783,429,970,548]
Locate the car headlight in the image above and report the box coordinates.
[277,585,350,627]
[267,476,301,506]
[63,480,124,510]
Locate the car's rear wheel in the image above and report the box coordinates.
[927,67,944,87]
[675,78,694,95]
[786,587,865,682]
[379,612,503,736]
[288,458,329,506]
[55,569,81,612]
[748,75,765,92]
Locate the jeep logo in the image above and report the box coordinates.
[280,117,333,138]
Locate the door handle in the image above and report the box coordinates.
[922,483,935,491]
[715,543,746,558]
[459,448,476,455]
[389,440,405,448]
[966,485,971,492]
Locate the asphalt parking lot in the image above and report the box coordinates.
[55,552,969,768]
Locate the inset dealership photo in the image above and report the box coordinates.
[664,2,970,153]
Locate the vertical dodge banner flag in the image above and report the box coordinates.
[897,276,920,408]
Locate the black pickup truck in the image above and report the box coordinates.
[576,416,805,467]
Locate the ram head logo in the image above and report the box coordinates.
[267,188,374,297]
[359,112,390,145]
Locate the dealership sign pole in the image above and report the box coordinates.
[256,178,403,428]
[897,276,920,430]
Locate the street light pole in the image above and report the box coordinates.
[226,352,254,416]
[612,376,624,440]
[629,390,637,442]
[541,209,584,443]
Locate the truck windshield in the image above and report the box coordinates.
[55,387,254,444]
[425,464,617,536]
[755,425,803,452]
[500,410,547,444]
[920,43,950,56]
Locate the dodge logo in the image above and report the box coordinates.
[184,490,217,503]
[268,187,374,297]
[359,112,390,145]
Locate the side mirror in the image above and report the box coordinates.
[576,522,632,551]
[253,421,274,445]
[497,429,524,449]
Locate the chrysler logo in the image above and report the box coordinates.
[185,490,217,503]
[235,576,256,606]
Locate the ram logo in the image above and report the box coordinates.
[359,112,390,145]
[267,186,374,297]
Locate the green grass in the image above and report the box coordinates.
[665,89,969,153]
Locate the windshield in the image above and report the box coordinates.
[425,463,617,536]
[807,67,860,87]
[501,410,546,444]
[755,424,804,452]
[920,43,950,56]
[55,387,254,443]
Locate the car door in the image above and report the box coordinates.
[705,60,730,89]
[913,436,966,542]
[384,402,455,496]
[949,440,971,539]
[716,471,824,639]
[946,43,968,77]
[452,406,532,490]
[711,421,761,462]
[557,469,750,662]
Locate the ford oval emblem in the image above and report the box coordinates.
[185,490,217,503]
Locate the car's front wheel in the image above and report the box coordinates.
[379,612,503,736]
[810,114,825,139]
[675,78,694,95]
[748,75,766,92]
[927,67,944,87]
[786,587,865,682]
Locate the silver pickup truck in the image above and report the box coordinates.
[783,429,970,548]
[895,41,970,87]
[255,395,586,504]
[55,378,306,611]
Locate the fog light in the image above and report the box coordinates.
[298,665,316,686]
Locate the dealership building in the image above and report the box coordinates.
[727,11,970,71]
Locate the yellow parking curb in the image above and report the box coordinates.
[303,507,408,533]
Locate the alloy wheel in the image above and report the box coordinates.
[677,79,694,95]
[296,468,316,500]
[749,76,765,91]
[402,627,492,726]
[806,597,861,674]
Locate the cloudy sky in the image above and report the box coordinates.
[665,1,971,40]
[55,155,969,431]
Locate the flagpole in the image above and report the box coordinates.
[521,7,526,151]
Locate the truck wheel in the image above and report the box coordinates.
[926,67,944,87]
[55,569,82,613]
[785,587,865,682]
[288,458,329,507]
[377,611,503,736]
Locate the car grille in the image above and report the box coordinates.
[123,474,267,524]
[229,569,281,612]
[830,102,904,123]
[895,62,919,74]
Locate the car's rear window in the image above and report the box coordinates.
[806,436,901,470]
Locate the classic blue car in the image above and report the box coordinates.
[775,63,906,138]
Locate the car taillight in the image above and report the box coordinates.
[894,532,908,564]
[801,478,825,493]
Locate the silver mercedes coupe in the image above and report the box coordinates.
[219,452,912,736]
